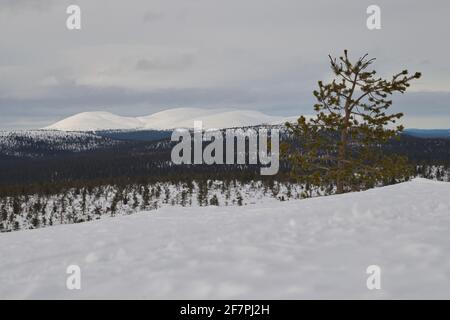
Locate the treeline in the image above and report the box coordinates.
[2,164,447,233]
[0,180,319,233]
[1,132,449,194]
[0,130,118,158]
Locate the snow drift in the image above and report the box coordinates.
[1,178,449,299]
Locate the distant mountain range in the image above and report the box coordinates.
[1,122,449,187]
[43,109,449,138]
[44,108,298,131]
[403,129,450,139]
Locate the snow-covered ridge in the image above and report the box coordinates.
[0,130,117,157]
[0,129,105,140]
[44,108,297,131]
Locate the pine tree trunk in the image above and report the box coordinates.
[336,131,346,194]
[337,102,351,194]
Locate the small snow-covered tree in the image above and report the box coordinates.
[209,194,219,206]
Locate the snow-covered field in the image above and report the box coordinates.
[1,178,449,299]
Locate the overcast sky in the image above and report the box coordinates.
[0,0,449,129]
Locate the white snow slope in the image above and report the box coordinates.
[43,111,145,131]
[1,178,450,299]
[44,108,295,131]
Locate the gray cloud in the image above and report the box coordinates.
[142,11,164,23]
[0,0,57,11]
[135,54,195,71]
[0,0,449,129]
[1,80,447,130]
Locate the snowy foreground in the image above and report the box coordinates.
[1,178,450,299]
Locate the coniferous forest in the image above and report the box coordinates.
[0,128,449,232]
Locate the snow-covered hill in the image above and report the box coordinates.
[43,112,143,131]
[1,178,450,299]
[44,108,296,131]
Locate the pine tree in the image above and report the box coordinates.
[0,199,7,223]
[197,180,208,206]
[81,188,87,216]
[132,190,139,210]
[141,185,150,210]
[41,201,47,227]
[12,196,21,218]
[155,185,161,199]
[284,50,421,193]
[50,201,58,226]
[94,205,102,219]
[60,193,67,224]
[236,193,243,206]
[209,194,219,206]
[163,186,170,204]
[0,199,7,231]
[122,191,129,206]
[286,184,292,199]
[110,191,120,217]
[180,189,188,207]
